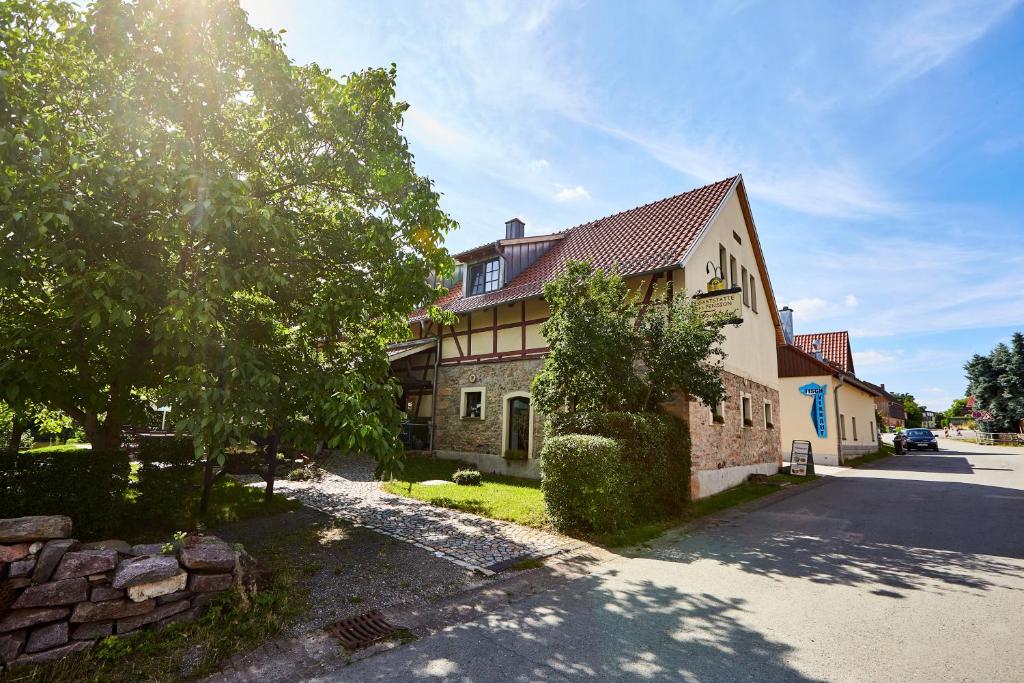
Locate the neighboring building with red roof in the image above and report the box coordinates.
[777,340,883,465]
[861,380,907,431]
[393,175,785,498]
[793,331,855,375]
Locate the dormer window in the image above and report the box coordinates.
[468,257,500,295]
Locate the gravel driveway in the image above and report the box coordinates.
[256,455,578,574]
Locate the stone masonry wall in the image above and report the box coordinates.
[433,358,545,477]
[0,515,247,671]
[665,370,782,498]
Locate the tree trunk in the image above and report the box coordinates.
[264,433,279,503]
[199,444,216,513]
[8,418,28,452]
[83,419,124,451]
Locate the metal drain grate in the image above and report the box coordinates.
[325,610,396,649]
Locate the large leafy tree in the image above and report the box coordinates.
[965,333,1024,432]
[532,260,728,416]
[0,1,453,454]
[891,392,924,428]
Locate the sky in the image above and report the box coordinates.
[241,0,1024,411]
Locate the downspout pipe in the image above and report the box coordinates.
[834,375,845,465]
[428,332,442,452]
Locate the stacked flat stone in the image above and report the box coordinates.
[0,516,245,671]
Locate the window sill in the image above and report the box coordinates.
[460,416,484,421]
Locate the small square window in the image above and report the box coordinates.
[461,387,486,420]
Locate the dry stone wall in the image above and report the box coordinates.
[0,515,246,671]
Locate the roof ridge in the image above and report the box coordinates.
[559,175,740,235]
[794,330,850,337]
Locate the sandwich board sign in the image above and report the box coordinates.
[790,440,814,476]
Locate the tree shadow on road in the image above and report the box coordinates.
[650,478,1024,596]
[346,575,824,681]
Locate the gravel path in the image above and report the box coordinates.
[212,507,476,636]
[247,455,579,575]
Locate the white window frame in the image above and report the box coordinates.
[460,386,486,420]
[729,255,738,289]
[764,400,774,429]
[749,273,758,313]
[709,399,725,425]
[501,391,534,458]
[741,266,749,306]
[741,392,753,427]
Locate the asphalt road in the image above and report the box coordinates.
[331,438,1024,682]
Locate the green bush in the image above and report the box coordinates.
[134,436,200,528]
[542,411,691,531]
[0,449,131,538]
[223,450,265,474]
[452,469,481,486]
[540,434,630,532]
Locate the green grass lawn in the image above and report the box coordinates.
[22,443,93,454]
[120,473,302,543]
[382,457,819,548]
[382,456,548,528]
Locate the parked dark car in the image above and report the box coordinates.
[902,428,939,452]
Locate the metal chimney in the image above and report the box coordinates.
[505,218,525,239]
[779,306,794,345]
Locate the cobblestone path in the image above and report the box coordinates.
[255,456,579,575]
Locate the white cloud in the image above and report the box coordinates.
[555,185,591,202]
[871,0,1020,89]
[781,297,835,323]
[844,294,859,308]
[857,349,901,367]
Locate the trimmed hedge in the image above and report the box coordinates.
[0,449,131,538]
[540,435,629,532]
[134,436,200,527]
[542,411,691,532]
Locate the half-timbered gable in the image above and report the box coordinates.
[392,175,785,497]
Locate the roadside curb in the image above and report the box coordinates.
[637,474,838,553]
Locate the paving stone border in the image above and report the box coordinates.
[243,455,579,575]
[0,516,250,671]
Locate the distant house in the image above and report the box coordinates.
[861,381,906,431]
[392,175,786,499]
[776,321,883,465]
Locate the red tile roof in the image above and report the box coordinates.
[793,331,854,374]
[777,344,881,396]
[418,176,739,319]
